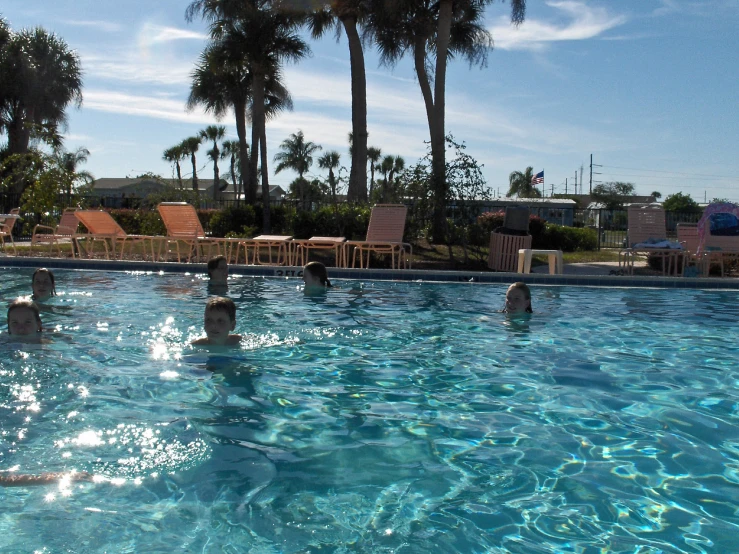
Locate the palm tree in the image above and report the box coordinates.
[367,0,526,241]
[307,1,370,202]
[188,42,253,203]
[366,146,382,199]
[163,144,186,188]
[507,167,541,198]
[187,0,310,232]
[221,139,243,201]
[54,146,93,201]
[180,136,202,194]
[0,26,83,194]
[318,150,341,204]
[200,124,226,200]
[378,154,405,202]
[274,130,322,210]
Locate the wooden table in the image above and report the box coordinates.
[252,235,293,265]
[292,237,346,267]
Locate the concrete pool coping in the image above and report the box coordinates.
[1,255,738,289]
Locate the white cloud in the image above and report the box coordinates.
[490,1,627,51]
[139,23,208,46]
[81,49,195,86]
[82,90,221,125]
[62,19,123,33]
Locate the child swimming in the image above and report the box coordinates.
[32,268,56,301]
[7,298,44,341]
[504,282,533,314]
[191,296,243,346]
[207,255,228,286]
[303,261,332,291]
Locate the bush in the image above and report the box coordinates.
[108,209,165,235]
[534,224,597,251]
[209,205,258,237]
[474,211,548,246]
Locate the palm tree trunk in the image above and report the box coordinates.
[175,162,183,189]
[249,107,260,207]
[213,150,220,202]
[369,162,376,199]
[429,0,453,244]
[253,71,270,232]
[230,156,237,206]
[191,153,199,195]
[234,100,252,205]
[342,16,368,203]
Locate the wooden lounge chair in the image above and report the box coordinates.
[345,204,412,269]
[0,208,21,255]
[156,202,231,262]
[31,208,80,257]
[619,205,680,275]
[74,210,156,260]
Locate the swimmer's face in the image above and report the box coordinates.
[32,272,54,299]
[505,287,530,314]
[8,307,42,336]
[302,269,322,288]
[203,307,235,345]
[210,260,228,284]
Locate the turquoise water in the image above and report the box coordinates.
[1,269,739,553]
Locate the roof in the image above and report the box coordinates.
[481,198,578,206]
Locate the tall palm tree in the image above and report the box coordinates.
[188,42,253,203]
[221,139,243,201]
[187,0,309,232]
[507,166,541,198]
[274,130,322,210]
[367,0,526,241]
[180,136,202,194]
[200,124,226,199]
[307,1,369,202]
[163,144,186,188]
[54,146,93,200]
[378,154,404,202]
[0,26,83,194]
[366,146,382,199]
[318,150,341,204]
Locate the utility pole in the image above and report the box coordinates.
[580,165,584,195]
[574,172,577,195]
[565,178,568,195]
[589,154,602,194]
[551,183,554,197]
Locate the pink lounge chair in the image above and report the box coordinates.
[0,208,21,255]
[156,202,231,262]
[619,205,680,275]
[74,210,157,260]
[345,204,412,269]
[31,208,80,257]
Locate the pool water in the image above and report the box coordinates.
[1,269,738,553]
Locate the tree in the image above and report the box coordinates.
[273,130,321,209]
[318,150,341,205]
[507,167,541,198]
[651,190,662,200]
[187,0,310,232]
[163,144,186,188]
[663,191,701,213]
[200,124,226,199]
[307,1,369,202]
[0,26,83,194]
[180,136,202,194]
[367,0,525,242]
[591,181,636,209]
[367,146,381,199]
[221,139,243,201]
[54,146,93,200]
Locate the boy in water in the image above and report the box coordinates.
[504,282,533,314]
[7,298,44,341]
[207,255,229,286]
[302,261,332,292]
[191,296,242,346]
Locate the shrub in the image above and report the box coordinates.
[535,224,597,251]
[109,209,165,235]
[209,205,258,237]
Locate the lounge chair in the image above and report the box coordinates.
[0,208,21,255]
[156,202,232,262]
[619,205,681,275]
[74,210,157,260]
[694,203,739,276]
[345,204,412,269]
[31,208,80,257]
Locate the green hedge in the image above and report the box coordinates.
[534,224,597,251]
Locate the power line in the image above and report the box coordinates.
[600,165,735,180]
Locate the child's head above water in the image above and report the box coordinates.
[200,296,239,346]
[505,282,532,314]
[32,268,56,300]
[207,255,228,284]
[303,261,332,289]
[8,298,42,336]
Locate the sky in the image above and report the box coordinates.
[2,0,738,202]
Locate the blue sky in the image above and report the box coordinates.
[3,0,738,202]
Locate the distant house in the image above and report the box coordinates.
[88,177,286,207]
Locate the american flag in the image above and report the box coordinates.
[531,170,544,185]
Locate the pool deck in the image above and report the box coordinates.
[1,254,738,289]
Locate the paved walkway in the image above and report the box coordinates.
[530,260,648,276]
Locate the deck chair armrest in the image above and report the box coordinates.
[32,224,56,234]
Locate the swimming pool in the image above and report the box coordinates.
[1,268,738,553]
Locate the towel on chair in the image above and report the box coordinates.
[632,238,682,249]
